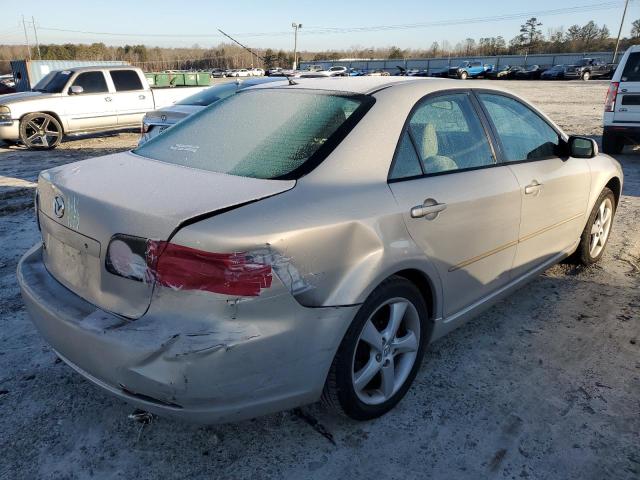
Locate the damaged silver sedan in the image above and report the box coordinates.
[18,77,622,423]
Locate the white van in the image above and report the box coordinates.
[603,45,640,154]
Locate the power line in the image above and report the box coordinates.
[32,1,626,40]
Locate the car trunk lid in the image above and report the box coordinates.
[37,151,295,318]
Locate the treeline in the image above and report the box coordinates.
[1,18,639,74]
[313,18,640,60]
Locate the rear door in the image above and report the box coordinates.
[476,92,590,276]
[108,69,155,127]
[64,71,117,132]
[388,91,521,318]
[613,52,640,123]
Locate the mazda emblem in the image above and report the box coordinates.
[53,196,65,218]
[161,114,167,122]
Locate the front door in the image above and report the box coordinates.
[387,92,521,318]
[64,71,117,132]
[476,92,591,276]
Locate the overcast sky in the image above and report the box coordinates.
[0,0,636,51]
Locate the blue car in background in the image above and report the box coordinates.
[448,61,494,79]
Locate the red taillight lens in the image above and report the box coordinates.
[106,236,272,296]
[604,82,619,112]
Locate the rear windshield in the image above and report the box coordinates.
[134,89,372,179]
[622,52,640,82]
[176,82,239,106]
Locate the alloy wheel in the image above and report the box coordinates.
[351,298,421,405]
[22,115,61,149]
[589,197,613,258]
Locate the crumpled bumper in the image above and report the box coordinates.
[17,244,358,423]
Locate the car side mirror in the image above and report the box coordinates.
[569,136,598,158]
[69,85,84,95]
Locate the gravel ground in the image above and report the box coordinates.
[0,80,638,480]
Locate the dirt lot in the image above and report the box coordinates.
[0,80,638,480]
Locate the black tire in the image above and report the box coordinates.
[574,187,616,265]
[602,130,624,155]
[459,71,468,80]
[19,112,63,150]
[322,276,431,420]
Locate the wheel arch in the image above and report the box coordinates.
[605,176,622,207]
[20,111,65,134]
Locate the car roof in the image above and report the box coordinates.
[250,76,427,94]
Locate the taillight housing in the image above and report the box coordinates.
[604,82,619,113]
[105,235,273,296]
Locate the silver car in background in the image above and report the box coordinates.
[139,77,286,145]
[18,78,622,424]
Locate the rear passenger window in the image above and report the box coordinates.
[72,72,108,94]
[110,70,143,91]
[621,52,640,82]
[390,132,422,179]
[404,93,494,175]
[478,93,559,162]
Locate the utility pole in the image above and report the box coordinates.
[613,0,630,64]
[31,16,41,59]
[292,22,302,70]
[22,15,31,60]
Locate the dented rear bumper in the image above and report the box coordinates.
[17,244,358,423]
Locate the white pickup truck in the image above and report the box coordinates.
[0,66,207,149]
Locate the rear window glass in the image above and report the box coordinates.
[134,89,371,179]
[110,70,143,91]
[622,53,640,82]
[176,82,238,106]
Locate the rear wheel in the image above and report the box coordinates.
[602,130,624,155]
[575,188,616,265]
[322,276,430,420]
[19,113,62,150]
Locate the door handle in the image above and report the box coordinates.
[139,94,146,100]
[411,198,447,220]
[524,180,543,195]
[105,97,112,102]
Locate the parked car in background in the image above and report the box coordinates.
[428,67,450,78]
[267,67,283,76]
[603,45,640,153]
[541,65,566,80]
[448,61,493,79]
[366,69,391,76]
[210,68,227,78]
[348,68,365,76]
[139,77,287,145]
[230,69,251,77]
[327,66,348,76]
[0,66,207,149]
[0,82,16,95]
[249,68,265,76]
[515,65,544,80]
[565,58,616,81]
[18,77,621,424]
[485,65,522,80]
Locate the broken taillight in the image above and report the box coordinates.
[604,82,619,113]
[105,235,272,296]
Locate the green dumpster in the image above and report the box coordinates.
[144,73,156,86]
[154,73,170,87]
[197,72,210,86]
[169,73,185,86]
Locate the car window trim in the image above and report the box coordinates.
[387,88,500,183]
[470,89,568,165]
